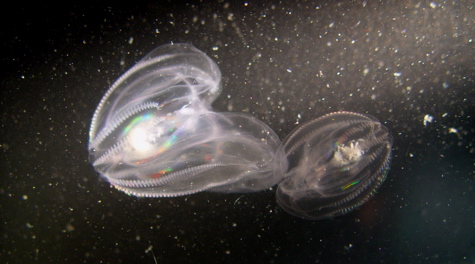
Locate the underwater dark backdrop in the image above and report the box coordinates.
[1,1,474,263]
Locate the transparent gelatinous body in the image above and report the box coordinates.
[88,44,280,197]
[273,111,393,220]
[89,44,393,220]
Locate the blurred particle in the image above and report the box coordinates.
[423,114,434,126]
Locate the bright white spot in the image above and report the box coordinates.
[363,68,369,76]
[128,126,154,158]
[295,113,301,124]
[344,243,353,250]
[448,128,461,139]
[423,114,433,126]
[128,37,134,45]
[22,195,28,200]
[393,72,402,77]
[430,2,437,8]
[286,69,292,73]
[130,129,145,146]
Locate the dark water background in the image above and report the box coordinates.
[1,1,474,263]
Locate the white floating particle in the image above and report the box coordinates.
[393,72,402,77]
[430,2,437,8]
[423,114,433,126]
[448,128,461,139]
[128,37,134,45]
[145,245,153,253]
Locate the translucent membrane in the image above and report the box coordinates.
[89,44,392,219]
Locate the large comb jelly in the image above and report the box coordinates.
[88,44,280,197]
